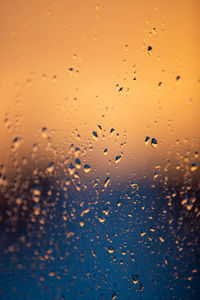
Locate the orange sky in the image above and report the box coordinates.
[0,0,199,179]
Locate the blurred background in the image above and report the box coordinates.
[0,0,200,299]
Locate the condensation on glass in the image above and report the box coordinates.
[0,0,199,299]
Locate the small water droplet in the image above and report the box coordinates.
[41,127,47,138]
[75,183,81,191]
[104,148,108,155]
[75,147,80,157]
[75,158,81,169]
[98,216,105,223]
[153,172,158,179]
[97,125,102,130]
[110,128,115,136]
[84,164,91,173]
[132,275,138,284]
[104,176,111,188]
[16,196,22,205]
[33,186,41,196]
[4,118,11,131]
[139,283,144,292]
[46,162,55,173]
[34,203,40,215]
[68,67,74,75]
[80,221,85,227]
[11,137,22,151]
[148,45,152,54]
[107,246,114,253]
[68,163,75,175]
[145,136,150,145]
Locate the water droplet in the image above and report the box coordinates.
[34,203,40,215]
[141,232,146,237]
[65,178,71,186]
[80,208,90,217]
[104,148,108,155]
[68,163,75,175]
[80,221,85,227]
[16,196,22,205]
[112,293,117,300]
[186,203,193,211]
[32,143,38,153]
[110,128,115,136]
[92,131,98,140]
[41,127,47,138]
[107,246,114,254]
[46,162,55,173]
[190,163,197,172]
[11,137,22,151]
[84,164,91,173]
[33,186,41,196]
[104,176,111,188]
[68,67,74,75]
[75,158,81,169]
[145,136,150,145]
[153,172,158,179]
[181,195,188,205]
[98,216,105,223]
[115,155,122,164]
[75,147,80,157]
[4,117,11,131]
[75,183,81,191]
[151,138,158,148]
[132,275,138,284]
[97,125,102,130]
[148,45,152,54]
[139,283,144,292]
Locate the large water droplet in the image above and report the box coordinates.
[151,138,158,148]
[190,163,197,172]
[92,131,98,140]
[115,155,122,164]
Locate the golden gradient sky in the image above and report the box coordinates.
[0,0,199,178]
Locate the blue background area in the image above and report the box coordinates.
[0,183,199,300]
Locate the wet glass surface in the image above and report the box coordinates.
[0,1,200,299]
